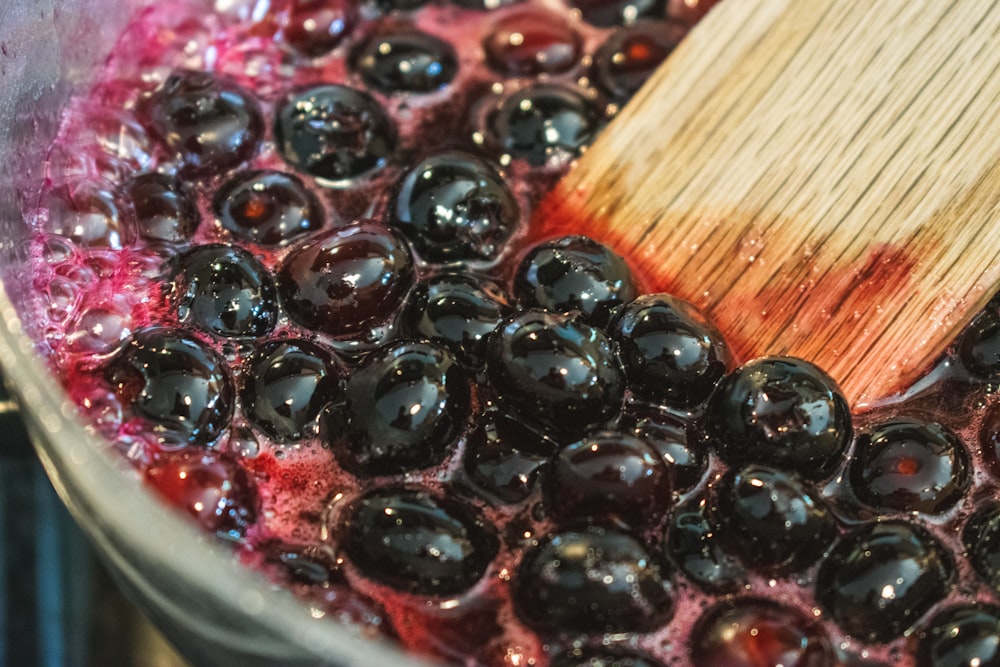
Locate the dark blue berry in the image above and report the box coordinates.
[370,0,428,11]
[570,0,662,27]
[611,294,729,408]
[849,418,970,514]
[542,431,672,529]
[351,29,458,94]
[816,521,954,642]
[125,172,199,244]
[342,487,499,596]
[138,70,263,176]
[241,339,342,443]
[213,170,326,246]
[917,604,1000,667]
[403,273,511,367]
[665,500,745,594]
[714,465,836,574]
[275,84,397,185]
[391,151,520,262]
[463,410,556,504]
[513,527,674,634]
[277,222,415,338]
[963,502,1000,592]
[621,408,706,492]
[486,84,602,167]
[959,308,1000,378]
[171,244,278,339]
[327,340,470,476]
[106,327,234,447]
[485,309,625,438]
[980,404,1000,478]
[592,21,686,102]
[515,235,637,329]
[689,599,835,667]
[705,356,852,480]
[284,0,357,58]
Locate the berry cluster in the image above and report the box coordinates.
[27,1,1000,666]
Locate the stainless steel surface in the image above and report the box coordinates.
[0,2,431,665]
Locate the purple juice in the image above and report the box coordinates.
[19,1,1000,666]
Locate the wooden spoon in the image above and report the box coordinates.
[536,0,1000,408]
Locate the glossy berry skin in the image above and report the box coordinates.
[274,85,397,184]
[980,404,1000,478]
[621,408,706,492]
[705,356,852,480]
[241,339,342,443]
[342,487,498,596]
[963,502,1000,592]
[542,431,672,529]
[714,465,836,574]
[105,327,234,447]
[816,521,954,643]
[958,309,1000,378]
[284,0,356,58]
[277,222,415,338]
[213,170,326,246]
[611,294,729,408]
[138,70,263,176]
[391,151,520,262]
[666,501,745,594]
[145,449,256,540]
[403,273,511,367]
[327,340,470,476]
[550,650,664,667]
[917,604,1000,667]
[570,0,662,27]
[512,527,674,634]
[689,598,835,667]
[171,244,278,339]
[593,21,686,102]
[483,8,582,76]
[351,29,458,94]
[124,172,199,244]
[487,84,602,167]
[463,410,556,504]
[848,418,970,514]
[515,236,637,328]
[485,310,626,439]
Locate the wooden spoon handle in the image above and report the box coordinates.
[537,0,1000,407]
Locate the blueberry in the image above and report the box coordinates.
[145,449,256,539]
[327,340,470,476]
[483,8,582,77]
[138,70,263,176]
[403,273,511,367]
[848,418,970,514]
[979,403,1000,478]
[342,487,499,596]
[620,407,706,492]
[275,84,397,185]
[486,84,602,167]
[714,465,837,574]
[259,540,342,586]
[451,0,520,10]
[124,172,199,244]
[570,0,663,27]
[665,500,745,594]
[515,236,637,329]
[542,431,672,529]
[213,170,326,246]
[550,649,664,667]
[963,502,1000,592]
[611,294,729,408]
[592,21,686,102]
[277,222,415,338]
[463,410,556,504]
[241,339,342,443]
[958,308,1000,378]
[106,327,234,447]
[917,604,1000,667]
[171,244,279,339]
[351,29,458,94]
[370,0,428,11]
[689,598,836,667]
[816,520,954,642]
[704,356,852,480]
[391,151,520,263]
[512,527,674,634]
[284,0,357,58]
[485,309,626,438]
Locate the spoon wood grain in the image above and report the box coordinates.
[535,0,1000,407]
